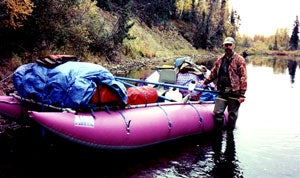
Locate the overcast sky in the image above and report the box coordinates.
[230,0,300,37]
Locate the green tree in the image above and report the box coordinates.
[240,35,251,48]
[104,0,134,61]
[135,0,175,28]
[289,16,299,50]
[192,0,238,50]
[193,11,208,49]
[228,8,240,38]
[273,36,278,50]
[214,0,227,47]
[90,0,134,61]
[274,28,289,50]
[24,0,107,56]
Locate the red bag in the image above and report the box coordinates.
[90,85,122,104]
[127,86,158,105]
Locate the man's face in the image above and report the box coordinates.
[223,43,235,54]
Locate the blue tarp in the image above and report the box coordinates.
[200,91,218,102]
[13,61,127,109]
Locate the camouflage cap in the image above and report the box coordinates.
[223,37,235,45]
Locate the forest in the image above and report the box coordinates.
[0,0,299,65]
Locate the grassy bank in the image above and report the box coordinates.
[1,19,299,95]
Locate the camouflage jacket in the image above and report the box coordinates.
[204,53,247,96]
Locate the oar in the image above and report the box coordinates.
[115,76,217,93]
[152,65,174,70]
[12,94,76,113]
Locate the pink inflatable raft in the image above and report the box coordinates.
[0,94,226,150]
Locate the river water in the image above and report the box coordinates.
[0,56,300,178]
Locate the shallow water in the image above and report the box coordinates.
[1,57,300,178]
[234,63,300,178]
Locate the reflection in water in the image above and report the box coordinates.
[287,59,298,87]
[211,130,242,177]
[247,55,300,75]
[248,55,300,88]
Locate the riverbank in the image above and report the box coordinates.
[0,57,157,96]
[0,51,221,95]
[2,49,298,96]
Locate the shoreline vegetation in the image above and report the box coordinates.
[1,0,299,97]
[0,18,299,95]
[1,49,299,96]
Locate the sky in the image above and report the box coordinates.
[230,0,300,37]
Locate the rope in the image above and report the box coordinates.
[0,73,13,83]
[158,104,173,129]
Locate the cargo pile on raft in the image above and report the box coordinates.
[0,55,226,150]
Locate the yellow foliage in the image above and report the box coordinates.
[175,0,200,18]
[1,0,34,29]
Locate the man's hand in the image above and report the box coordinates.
[238,97,245,103]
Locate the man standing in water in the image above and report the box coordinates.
[287,59,298,88]
[202,37,247,131]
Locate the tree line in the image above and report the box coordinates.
[0,0,298,62]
